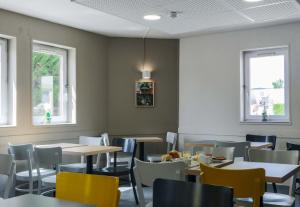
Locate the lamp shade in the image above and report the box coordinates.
[142,71,151,79]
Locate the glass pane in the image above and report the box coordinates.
[32,51,62,122]
[249,55,285,116]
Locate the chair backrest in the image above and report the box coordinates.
[56,172,120,207]
[166,132,177,151]
[248,149,299,165]
[112,138,137,169]
[287,142,300,151]
[200,163,265,207]
[79,136,102,146]
[153,178,234,207]
[246,134,277,150]
[213,147,235,160]
[101,133,111,168]
[8,143,34,161]
[0,154,15,198]
[215,141,250,158]
[134,159,186,207]
[34,147,62,172]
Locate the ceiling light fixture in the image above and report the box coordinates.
[143,14,161,21]
[243,0,264,2]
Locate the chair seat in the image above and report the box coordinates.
[236,192,295,207]
[110,155,131,164]
[147,154,162,162]
[42,175,56,188]
[16,169,56,181]
[60,163,98,173]
[95,166,130,176]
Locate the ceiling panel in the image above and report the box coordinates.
[73,0,300,35]
[241,0,300,21]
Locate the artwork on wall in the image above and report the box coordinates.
[135,80,154,107]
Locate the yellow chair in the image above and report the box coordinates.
[200,163,265,207]
[56,172,120,207]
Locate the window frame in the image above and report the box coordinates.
[241,46,290,123]
[0,38,8,125]
[32,42,73,125]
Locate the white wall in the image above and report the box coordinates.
[0,9,108,152]
[179,22,300,150]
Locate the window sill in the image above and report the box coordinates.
[32,122,77,127]
[0,124,16,128]
[240,120,292,126]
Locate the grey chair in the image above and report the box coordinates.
[147,132,177,162]
[60,136,103,173]
[0,154,15,198]
[238,149,298,207]
[101,133,111,168]
[34,147,62,195]
[8,143,55,194]
[215,141,250,160]
[133,158,186,207]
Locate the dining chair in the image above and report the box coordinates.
[34,147,62,195]
[147,132,177,162]
[8,143,55,194]
[246,134,277,150]
[101,133,112,168]
[286,142,300,194]
[200,162,265,207]
[248,149,299,195]
[94,138,139,205]
[60,136,103,173]
[133,158,186,207]
[0,154,15,198]
[56,172,120,207]
[153,178,234,207]
[215,141,250,160]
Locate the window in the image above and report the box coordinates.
[32,42,76,125]
[0,38,8,124]
[241,47,290,123]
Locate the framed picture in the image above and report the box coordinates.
[135,80,154,107]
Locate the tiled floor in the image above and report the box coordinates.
[119,184,300,207]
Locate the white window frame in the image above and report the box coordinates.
[0,38,8,125]
[32,42,75,125]
[241,46,290,123]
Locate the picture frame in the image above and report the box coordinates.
[135,80,154,107]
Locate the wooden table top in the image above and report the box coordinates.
[120,137,163,143]
[35,143,85,149]
[185,140,272,149]
[0,194,94,207]
[62,145,122,156]
[186,160,234,176]
[223,161,300,183]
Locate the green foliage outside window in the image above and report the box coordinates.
[32,52,60,115]
[273,103,284,115]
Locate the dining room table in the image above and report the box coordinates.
[0,194,94,207]
[223,161,300,196]
[186,159,234,176]
[62,145,122,174]
[35,142,86,149]
[184,140,273,149]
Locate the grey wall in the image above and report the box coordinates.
[179,22,300,150]
[0,9,180,154]
[107,38,179,153]
[0,9,108,152]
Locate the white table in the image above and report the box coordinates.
[185,140,272,149]
[0,194,94,207]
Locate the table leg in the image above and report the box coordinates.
[139,142,145,161]
[86,155,93,174]
[113,152,117,169]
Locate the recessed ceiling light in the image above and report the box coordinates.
[243,0,264,2]
[143,14,161,21]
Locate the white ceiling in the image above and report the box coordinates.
[0,0,300,38]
